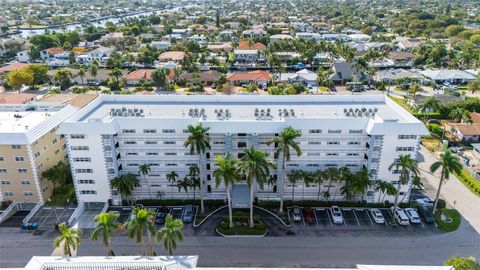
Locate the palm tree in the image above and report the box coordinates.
[313,170,326,200]
[155,214,184,256]
[91,212,120,256]
[430,150,462,214]
[126,208,155,256]
[417,96,439,121]
[139,164,152,200]
[177,177,190,199]
[187,165,200,200]
[166,171,178,199]
[375,180,391,203]
[111,173,139,206]
[325,167,341,201]
[89,63,98,83]
[184,124,211,214]
[78,67,86,85]
[389,154,419,223]
[267,127,302,213]
[287,170,303,201]
[449,108,469,123]
[213,153,239,228]
[53,223,82,256]
[351,168,371,201]
[238,147,276,228]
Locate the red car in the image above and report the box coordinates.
[303,207,315,224]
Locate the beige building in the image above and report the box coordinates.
[0,103,78,204]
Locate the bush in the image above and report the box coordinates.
[257,200,409,209]
[136,199,226,208]
[454,169,480,197]
[427,123,444,138]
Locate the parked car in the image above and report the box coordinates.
[154,207,170,225]
[369,208,385,224]
[330,206,344,224]
[404,208,421,224]
[416,198,434,207]
[390,207,410,226]
[303,207,315,224]
[417,205,435,224]
[292,207,302,222]
[427,119,441,124]
[183,205,194,223]
[211,83,216,89]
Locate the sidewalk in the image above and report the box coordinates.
[418,146,480,234]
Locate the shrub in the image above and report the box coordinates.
[454,169,480,197]
[427,123,444,138]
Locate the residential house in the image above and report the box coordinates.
[296,32,323,42]
[237,40,266,50]
[242,28,266,38]
[278,69,317,86]
[374,69,425,84]
[329,60,364,84]
[124,69,173,86]
[270,34,294,42]
[387,52,414,67]
[395,37,422,51]
[0,93,37,104]
[291,22,313,33]
[234,49,262,64]
[322,33,349,42]
[313,52,334,66]
[150,41,171,50]
[180,70,221,85]
[76,46,114,65]
[158,51,186,64]
[273,52,302,62]
[227,70,271,86]
[16,50,30,63]
[207,43,233,53]
[40,47,70,66]
[188,35,207,46]
[408,94,462,113]
[419,69,476,85]
[447,112,480,142]
[348,34,371,43]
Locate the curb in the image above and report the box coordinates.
[215,227,269,238]
[254,206,292,228]
[193,205,227,228]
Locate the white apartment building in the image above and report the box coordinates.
[59,95,427,206]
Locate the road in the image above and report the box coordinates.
[418,146,480,234]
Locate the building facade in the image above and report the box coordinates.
[59,95,427,206]
[0,103,78,204]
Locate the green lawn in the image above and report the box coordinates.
[435,208,461,233]
[421,137,441,152]
[217,220,267,236]
[46,184,76,206]
[389,96,413,112]
[453,169,480,197]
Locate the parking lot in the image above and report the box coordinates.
[107,205,195,229]
[289,207,437,233]
[29,206,76,229]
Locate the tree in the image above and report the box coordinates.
[417,96,439,121]
[126,208,155,256]
[444,256,480,270]
[91,212,120,256]
[78,67,86,85]
[25,64,49,88]
[166,171,178,199]
[375,180,396,203]
[213,153,239,228]
[323,167,340,201]
[445,25,465,37]
[53,223,82,256]
[183,124,211,214]
[238,146,275,228]
[351,168,371,200]
[53,68,73,90]
[449,108,470,123]
[430,150,462,214]
[267,127,302,213]
[6,69,33,93]
[408,84,421,96]
[111,173,139,206]
[155,214,184,256]
[139,164,152,200]
[389,154,419,223]
[152,68,168,90]
[287,170,303,201]
[176,177,190,199]
[313,170,326,200]
[187,165,200,200]
[89,63,98,90]
[467,80,480,94]
[41,163,72,195]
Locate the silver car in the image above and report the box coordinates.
[330,206,344,224]
[404,208,421,224]
[369,208,385,224]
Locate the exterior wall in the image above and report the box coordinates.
[0,145,39,203]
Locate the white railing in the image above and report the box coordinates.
[0,202,18,224]
[22,202,44,224]
[67,203,85,227]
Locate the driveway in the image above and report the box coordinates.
[418,146,480,233]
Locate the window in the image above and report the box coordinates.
[15,156,25,162]
[73,157,91,162]
[20,180,30,185]
[126,152,138,156]
[306,164,319,167]
[237,142,247,148]
[349,129,363,134]
[287,163,299,167]
[348,141,361,145]
[398,135,417,140]
[1,180,11,185]
[144,129,157,133]
[0,157,3,161]
[165,152,177,156]
[396,147,414,152]
[325,164,337,167]
[183,129,189,134]
[162,129,175,134]
[70,134,85,139]
[78,179,95,184]
[347,153,360,156]
[124,141,137,145]
[75,169,93,173]
[12,145,21,149]
[149,163,159,167]
[392,169,401,174]
[52,139,58,144]
[327,141,340,145]
[4,191,13,196]
[326,153,339,156]
[146,152,158,156]
[307,153,321,156]
[71,146,89,151]
[0,169,7,173]
[309,129,322,134]
[308,141,321,145]
[328,129,341,134]
[145,141,157,145]
[24,191,33,197]
[127,163,139,167]
[165,163,178,167]
[18,168,27,173]
[122,129,136,133]
[213,141,225,145]
[80,190,97,195]
[164,141,176,145]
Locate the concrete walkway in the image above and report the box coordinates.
[418,146,480,234]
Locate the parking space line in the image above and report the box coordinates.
[419,219,425,228]
[313,209,319,226]
[300,208,306,226]
[352,209,361,226]
[325,209,332,226]
[365,209,374,226]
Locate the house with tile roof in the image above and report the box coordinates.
[226,70,271,86]
[447,112,480,141]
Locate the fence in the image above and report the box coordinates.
[0,202,18,224]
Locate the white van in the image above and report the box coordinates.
[390,207,409,226]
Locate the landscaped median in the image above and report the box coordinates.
[434,208,461,233]
[216,211,268,237]
[454,169,480,197]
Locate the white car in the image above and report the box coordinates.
[390,207,410,226]
[292,207,302,222]
[369,208,385,224]
[404,208,421,224]
[330,206,344,224]
[416,198,434,207]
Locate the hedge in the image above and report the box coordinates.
[258,200,410,209]
[412,112,443,120]
[454,169,480,197]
